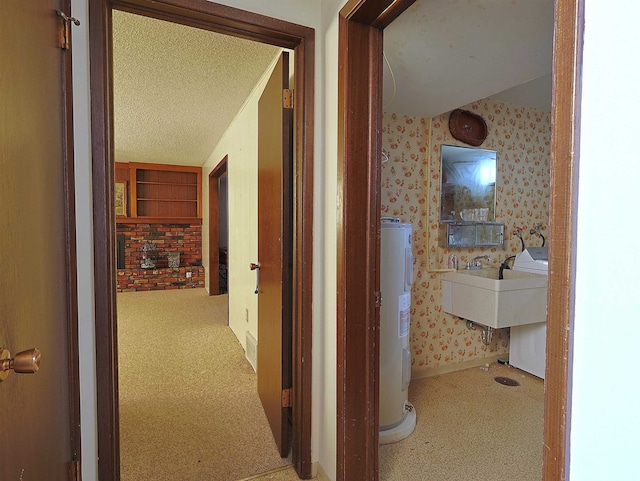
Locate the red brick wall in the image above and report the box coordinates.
[115,223,203,291]
[116,266,205,292]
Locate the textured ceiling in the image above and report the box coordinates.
[112,2,553,168]
[112,10,281,166]
[383,0,554,117]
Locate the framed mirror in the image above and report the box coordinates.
[440,144,497,222]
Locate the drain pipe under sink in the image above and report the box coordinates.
[465,319,493,345]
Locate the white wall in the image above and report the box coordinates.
[70,0,98,479]
[570,1,640,479]
[218,175,228,249]
[202,55,278,350]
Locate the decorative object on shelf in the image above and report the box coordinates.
[115,181,127,216]
[140,242,157,269]
[167,251,180,268]
[448,109,488,146]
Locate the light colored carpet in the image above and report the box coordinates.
[380,362,544,480]
[117,288,291,481]
[118,289,543,481]
[237,466,309,481]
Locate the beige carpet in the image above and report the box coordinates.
[118,289,543,481]
[117,288,291,481]
[380,362,544,480]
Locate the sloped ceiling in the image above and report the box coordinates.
[112,1,553,168]
[383,0,554,117]
[112,10,281,166]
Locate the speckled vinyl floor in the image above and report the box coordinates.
[379,362,544,481]
[117,289,543,481]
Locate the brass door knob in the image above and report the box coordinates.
[0,348,41,382]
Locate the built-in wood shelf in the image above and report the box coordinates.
[115,162,202,220]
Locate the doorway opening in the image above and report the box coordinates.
[209,156,228,297]
[90,1,315,479]
[337,0,580,480]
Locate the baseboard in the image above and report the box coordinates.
[236,465,292,480]
[411,353,503,380]
[245,331,257,373]
[313,462,331,481]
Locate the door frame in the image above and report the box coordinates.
[88,0,315,478]
[337,0,581,480]
[208,156,227,296]
[62,0,83,465]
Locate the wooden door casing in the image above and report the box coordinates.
[90,1,315,478]
[337,0,578,479]
[257,52,294,458]
[208,156,228,296]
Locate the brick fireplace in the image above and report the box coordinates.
[115,223,204,292]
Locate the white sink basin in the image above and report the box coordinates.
[441,268,547,328]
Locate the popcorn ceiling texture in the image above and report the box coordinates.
[382,97,551,374]
[112,10,281,166]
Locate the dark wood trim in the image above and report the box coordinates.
[111,0,309,49]
[89,0,121,478]
[89,0,314,478]
[337,0,576,480]
[207,156,227,296]
[337,4,385,479]
[63,0,82,463]
[290,20,314,478]
[543,0,582,479]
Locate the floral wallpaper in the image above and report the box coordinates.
[382,97,551,375]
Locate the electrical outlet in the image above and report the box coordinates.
[186,271,192,278]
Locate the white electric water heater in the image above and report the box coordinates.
[379,218,417,444]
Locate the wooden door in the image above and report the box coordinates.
[256,52,293,458]
[0,1,79,479]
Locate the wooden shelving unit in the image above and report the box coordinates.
[115,162,202,223]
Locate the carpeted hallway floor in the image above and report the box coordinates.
[117,288,292,481]
[117,288,544,481]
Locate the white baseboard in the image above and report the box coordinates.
[245,331,257,373]
[313,462,331,481]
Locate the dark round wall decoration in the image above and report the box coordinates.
[448,108,488,146]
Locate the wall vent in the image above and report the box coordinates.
[245,331,257,373]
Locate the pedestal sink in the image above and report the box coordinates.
[441,268,547,328]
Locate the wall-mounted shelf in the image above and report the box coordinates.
[440,222,504,248]
[115,162,202,221]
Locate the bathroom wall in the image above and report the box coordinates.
[382,96,551,377]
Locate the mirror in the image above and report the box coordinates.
[440,144,497,222]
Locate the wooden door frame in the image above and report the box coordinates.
[88,0,315,478]
[337,0,581,480]
[62,0,82,465]
[208,156,227,296]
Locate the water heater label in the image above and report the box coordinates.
[398,293,411,338]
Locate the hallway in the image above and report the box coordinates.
[117,289,291,480]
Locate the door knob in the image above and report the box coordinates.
[250,262,260,294]
[0,348,41,382]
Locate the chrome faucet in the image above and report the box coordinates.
[467,255,491,270]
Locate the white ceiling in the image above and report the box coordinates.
[112,10,281,166]
[383,0,554,117]
[112,1,554,167]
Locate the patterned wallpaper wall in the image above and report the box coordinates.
[382,97,551,375]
